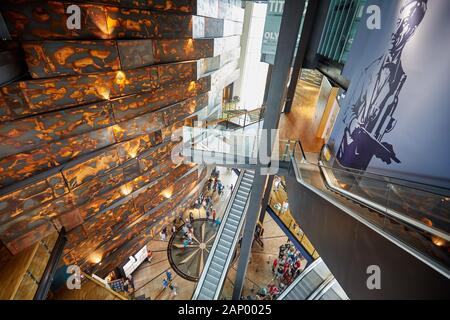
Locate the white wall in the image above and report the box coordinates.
[234,2,269,111]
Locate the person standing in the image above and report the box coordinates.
[272,258,278,274]
[182,224,189,237]
[189,211,194,224]
[165,270,173,282]
[281,201,289,214]
[169,283,177,297]
[206,208,211,220]
[160,228,166,241]
[171,223,177,234]
[162,278,169,290]
[274,176,281,192]
[214,217,221,228]
[212,209,216,222]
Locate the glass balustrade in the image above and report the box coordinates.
[292,141,450,274]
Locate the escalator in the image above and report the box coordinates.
[278,258,348,300]
[286,141,450,299]
[193,170,254,300]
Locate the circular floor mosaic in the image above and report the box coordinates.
[167,219,218,281]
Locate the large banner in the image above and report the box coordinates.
[328,0,450,188]
[261,0,284,64]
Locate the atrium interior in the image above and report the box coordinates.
[0,0,448,301]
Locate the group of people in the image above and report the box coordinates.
[206,175,230,197]
[272,241,303,285]
[274,201,289,215]
[241,241,304,301]
[162,270,177,297]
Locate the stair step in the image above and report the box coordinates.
[210,260,224,270]
[222,228,236,238]
[212,255,226,265]
[217,243,230,252]
[199,285,216,298]
[215,250,228,260]
[235,194,247,202]
[221,233,234,243]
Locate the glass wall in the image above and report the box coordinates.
[317,0,366,65]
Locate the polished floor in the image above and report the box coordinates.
[279,77,325,153]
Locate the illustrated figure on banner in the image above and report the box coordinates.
[337,0,428,171]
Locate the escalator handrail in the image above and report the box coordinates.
[192,170,245,299]
[294,141,449,241]
[317,143,450,196]
[292,141,450,279]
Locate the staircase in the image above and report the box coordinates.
[193,170,255,300]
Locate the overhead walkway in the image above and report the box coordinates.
[180,126,292,171]
[193,170,254,300]
[287,142,450,299]
[278,258,348,300]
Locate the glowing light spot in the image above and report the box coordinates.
[188,81,196,92]
[97,86,110,100]
[88,252,103,264]
[115,71,127,85]
[339,183,348,189]
[120,184,133,196]
[162,186,173,199]
[420,218,433,227]
[184,38,195,55]
[431,236,446,247]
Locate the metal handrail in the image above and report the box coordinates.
[318,144,450,196]
[294,141,449,240]
[215,187,251,300]
[291,141,450,279]
[192,170,245,299]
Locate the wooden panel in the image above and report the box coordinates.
[61,0,194,12]
[0,172,67,224]
[14,274,38,300]
[0,61,197,121]
[0,127,116,188]
[153,39,213,63]
[52,273,124,300]
[1,1,196,40]
[23,40,120,78]
[117,39,154,70]
[111,76,210,122]
[0,0,241,277]
[27,243,50,282]
[0,101,112,158]
[0,242,38,299]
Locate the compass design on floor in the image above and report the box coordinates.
[167,218,218,281]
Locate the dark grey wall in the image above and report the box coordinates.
[286,174,450,300]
